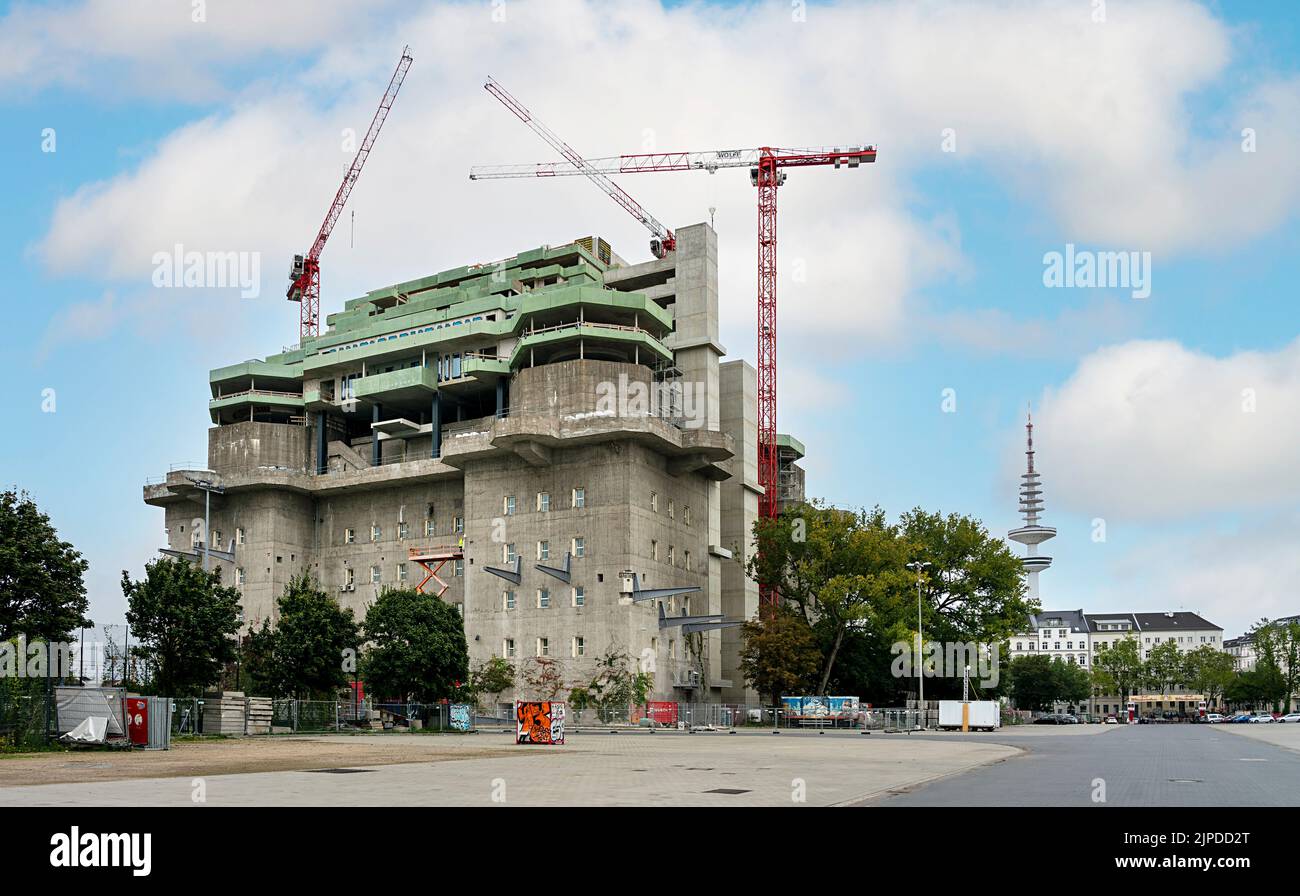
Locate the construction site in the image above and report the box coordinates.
[141,56,872,707]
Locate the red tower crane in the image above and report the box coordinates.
[287,46,414,341]
[471,144,876,605]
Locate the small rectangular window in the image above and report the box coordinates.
[573,586,585,608]
[453,516,464,534]
[573,537,585,558]
[505,543,516,563]
[345,567,355,587]
[538,589,550,609]
[537,492,550,512]
[236,527,246,545]
[650,492,658,512]
[397,563,408,582]
[371,524,382,542]
[538,541,550,562]
[537,638,549,657]
[505,639,516,658]
[572,487,585,508]
[370,565,381,584]
[424,518,436,537]
[454,559,464,577]
[684,506,691,526]
[504,591,516,610]
[573,636,585,658]
[212,530,222,549]
[503,495,516,515]
[236,568,246,586]
[651,540,658,561]
[398,521,410,540]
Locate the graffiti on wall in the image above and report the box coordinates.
[516,701,566,745]
[450,703,471,731]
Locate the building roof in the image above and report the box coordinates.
[1086,612,1138,631]
[1028,609,1090,633]
[1130,612,1221,632]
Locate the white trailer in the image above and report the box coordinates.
[938,700,1000,731]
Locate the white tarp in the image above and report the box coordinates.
[59,716,108,744]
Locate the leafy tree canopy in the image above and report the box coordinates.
[361,589,468,702]
[0,489,91,641]
[122,558,241,696]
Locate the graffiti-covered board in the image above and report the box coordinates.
[515,701,566,745]
[450,703,471,731]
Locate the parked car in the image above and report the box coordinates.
[1104,715,1119,724]
[1059,714,1079,724]
[1248,713,1276,723]
[1205,713,1225,723]
[1227,713,1253,723]
[1280,713,1300,723]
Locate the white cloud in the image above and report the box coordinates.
[1104,513,1300,637]
[927,295,1145,358]
[0,0,390,99]
[1026,338,1300,521]
[27,0,1300,360]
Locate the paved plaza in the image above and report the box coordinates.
[2,723,1296,807]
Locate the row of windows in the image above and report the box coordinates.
[1018,634,1220,651]
[343,560,464,588]
[318,313,500,356]
[649,540,692,570]
[504,538,585,563]
[193,527,248,550]
[648,492,691,524]
[504,488,585,515]
[505,636,585,659]
[344,517,464,545]
[504,634,683,660]
[502,587,585,610]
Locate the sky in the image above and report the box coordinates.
[1,0,1297,640]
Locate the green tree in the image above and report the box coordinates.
[1092,637,1144,704]
[246,575,360,698]
[121,558,241,695]
[1185,645,1236,709]
[1143,639,1188,697]
[0,489,91,641]
[470,655,516,711]
[897,509,1034,644]
[361,588,468,702]
[738,605,822,704]
[1251,619,1300,712]
[749,503,1030,693]
[1007,654,1089,711]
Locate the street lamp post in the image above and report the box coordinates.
[907,560,930,729]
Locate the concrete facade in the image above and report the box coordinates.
[145,224,794,704]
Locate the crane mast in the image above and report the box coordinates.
[471,134,877,607]
[287,46,414,341]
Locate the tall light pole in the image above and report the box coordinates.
[907,560,930,729]
[185,475,225,571]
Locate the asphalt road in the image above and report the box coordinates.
[875,724,1300,806]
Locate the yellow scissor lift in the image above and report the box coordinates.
[408,542,464,597]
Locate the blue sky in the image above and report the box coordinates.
[2,0,1298,638]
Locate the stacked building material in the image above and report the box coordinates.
[245,697,273,735]
[202,691,247,736]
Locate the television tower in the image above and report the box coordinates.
[1008,409,1055,599]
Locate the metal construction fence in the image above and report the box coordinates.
[549,703,934,731]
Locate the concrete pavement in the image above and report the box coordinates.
[875,723,1300,806]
